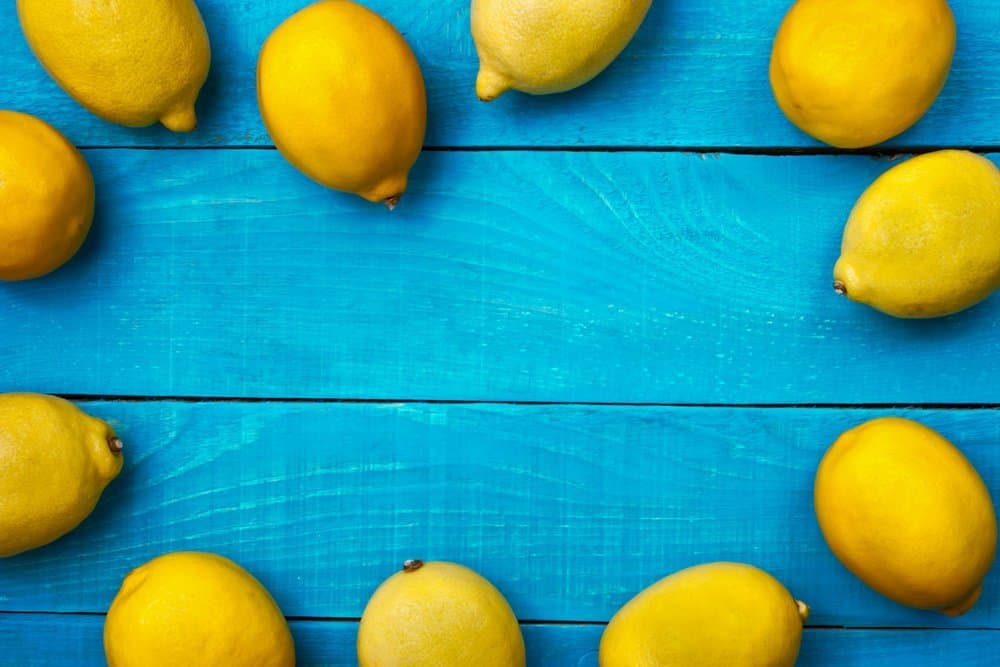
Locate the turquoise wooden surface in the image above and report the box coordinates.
[7,150,1000,403]
[6,616,1000,667]
[1,0,1000,149]
[1,403,998,630]
[3,0,1000,664]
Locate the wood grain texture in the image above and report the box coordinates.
[2,615,999,667]
[0,0,997,148]
[3,3,1000,663]
[0,402,997,628]
[4,150,1000,402]
[0,613,1000,667]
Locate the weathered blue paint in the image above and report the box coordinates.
[0,0,997,148]
[3,150,1000,403]
[0,402,996,631]
[2,0,999,664]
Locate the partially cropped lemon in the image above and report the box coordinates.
[600,562,807,667]
[358,560,525,667]
[0,111,94,281]
[17,0,211,131]
[770,0,955,148]
[472,0,652,100]
[105,552,295,667]
[258,0,427,206]
[834,150,1000,318]
[0,393,122,557]
[816,417,997,615]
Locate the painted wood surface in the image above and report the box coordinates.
[4,150,1000,403]
[4,0,1000,664]
[0,402,997,630]
[2,614,998,667]
[1,0,998,149]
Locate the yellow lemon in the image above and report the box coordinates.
[0,393,122,557]
[357,560,525,666]
[599,562,807,667]
[258,0,427,206]
[0,111,94,281]
[17,0,211,132]
[834,150,1000,318]
[105,551,295,667]
[815,417,997,615]
[770,0,955,148]
[472,0,652,100]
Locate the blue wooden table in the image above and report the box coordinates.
[3,1,1000,664]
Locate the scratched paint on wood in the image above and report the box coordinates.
[0,402,996,629]
[3,150,1000,403]
[0,0,997,148]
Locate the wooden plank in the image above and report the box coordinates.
[1,615,998,667]
[4,150,1000,403]
[1,1,998,148]
[0,402,997,628]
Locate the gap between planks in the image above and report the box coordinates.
[72,145,1000,157]
[51,395,1000,410]
[1,610,998,632]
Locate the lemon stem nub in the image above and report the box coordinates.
[159,106,198,133]
[403,559,424,573]
[833,280,847,296]
[107,437,124,454]
[796,600,810,622]
[476,68,510,102]
[939,584,982,616]
[384,195,401,211]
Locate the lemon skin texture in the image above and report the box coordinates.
[0,110,94,281]
[816,417,997,615]
[257,0,427,206]
[17,0,211,132]
[0,393,123,557]
[599,562,808,667]
[472,0,652,101]
[104,551,295,667]
[770,0,955,148]
[834,150,1000,318]
[357,560,526,667]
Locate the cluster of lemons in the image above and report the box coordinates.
[1,0,999,666]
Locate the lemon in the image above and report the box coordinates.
[599,562,807,667]
[17,0,211,132]
[105,551,295,666]
[0,111,94,281]
[834,150,1000,318]
[472,0,652,101]
[816,417,997,615]
[357,560,525,666]
[257,0,427,206]
[770,0,955,148]
[0,393,122,557]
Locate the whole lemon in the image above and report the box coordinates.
[834,150,1000,318]
[599,562,807,667]
[17,0,211,132]
[0,111,94,281]
[0,393,122,557]
[357,560,525,667]
[105,551,295,667]
[472,0,652,101]
[257,0,427,206]
[770,0,955,148]
[816,417,997,615]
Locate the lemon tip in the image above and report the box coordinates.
[160,105,198,133]
[939,585,983,617]
[476,67,510,102]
